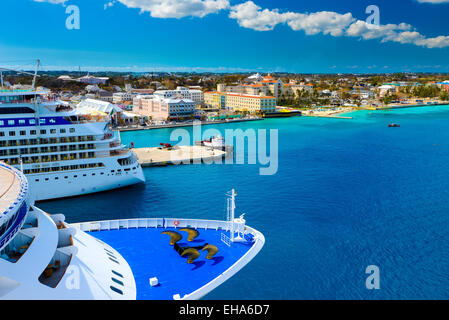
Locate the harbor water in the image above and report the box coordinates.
[38,106,449,299]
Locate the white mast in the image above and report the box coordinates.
[32,59,40,90]
[229,189,236,242]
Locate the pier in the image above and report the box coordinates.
[116,118,263,132]
[133,146,229,167]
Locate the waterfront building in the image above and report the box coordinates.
[215,74,312,101]
[225,93,276,114]
[133,95,196,121]
[204,90,276,114]
[153,87,204,105]
[204,91,227,110]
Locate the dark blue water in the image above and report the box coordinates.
[38,106,449,299]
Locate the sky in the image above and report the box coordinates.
[1,0,449,73]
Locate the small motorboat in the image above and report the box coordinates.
[388,123,400,127]
[202,135,225,149]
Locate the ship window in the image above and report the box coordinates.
[112,270,124,278]
[60,129,66,133]
[9,131,15,136]
[110,286,123,295]
[0,132,4,137]
[40,130,46,134]
[109,257,120,264]
[112,278,124,286]
[20,131,26,136]
[30,130,36,135]
[45,178,49,181]
[50,129,56,134]
[35,179,39,182]
[70,128,75,133]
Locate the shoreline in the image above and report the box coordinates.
[377,102,449,109]
[115,118,264,132]
[301,107,355,119]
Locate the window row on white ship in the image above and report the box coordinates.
[29,165,139,179]
[1,152,96,165]
[0,138,117,149]
[0,106,35,114]
[0,125,76,135]
[22,162,105,175]
[0,143,96,154]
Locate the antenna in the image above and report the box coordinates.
[227,188,237,243]
[32,59,40,89]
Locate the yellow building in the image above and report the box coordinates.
[225,93,276,114]
[204,91,226,109]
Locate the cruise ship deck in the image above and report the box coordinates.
[0,164,22,214]
[78,218,264,300]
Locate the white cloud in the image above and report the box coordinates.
[229,1,449,49]
[116,0,230,18]
[345,20,449,48]
[228,1,295,31]
[229,1,354,35]
[104,1,116,10]
[416,0,449,3]
[33,0,67,4]
[287,11,355,37]
[32,0,449,49]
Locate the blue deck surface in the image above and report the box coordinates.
[90,227,254,300]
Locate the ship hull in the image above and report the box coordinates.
[21,156,146,201]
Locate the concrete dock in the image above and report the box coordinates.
[133,146,229,167]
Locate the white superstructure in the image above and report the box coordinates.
[0,86,145,201]
[0,163,137,299]
[0,163,265,300]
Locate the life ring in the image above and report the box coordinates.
[174,220,180,227]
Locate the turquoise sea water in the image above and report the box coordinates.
[39,106,449,299]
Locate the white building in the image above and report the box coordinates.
[378,85,396,97]
[77,73,109,85]
[133,95,196,121]
[153,87,204,104]
[113,92,133,104]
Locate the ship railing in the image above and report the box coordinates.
[74,218,262,238]
[0,163,28,216]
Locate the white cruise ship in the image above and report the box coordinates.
[0,83,145,201]
[0,162,265,300]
